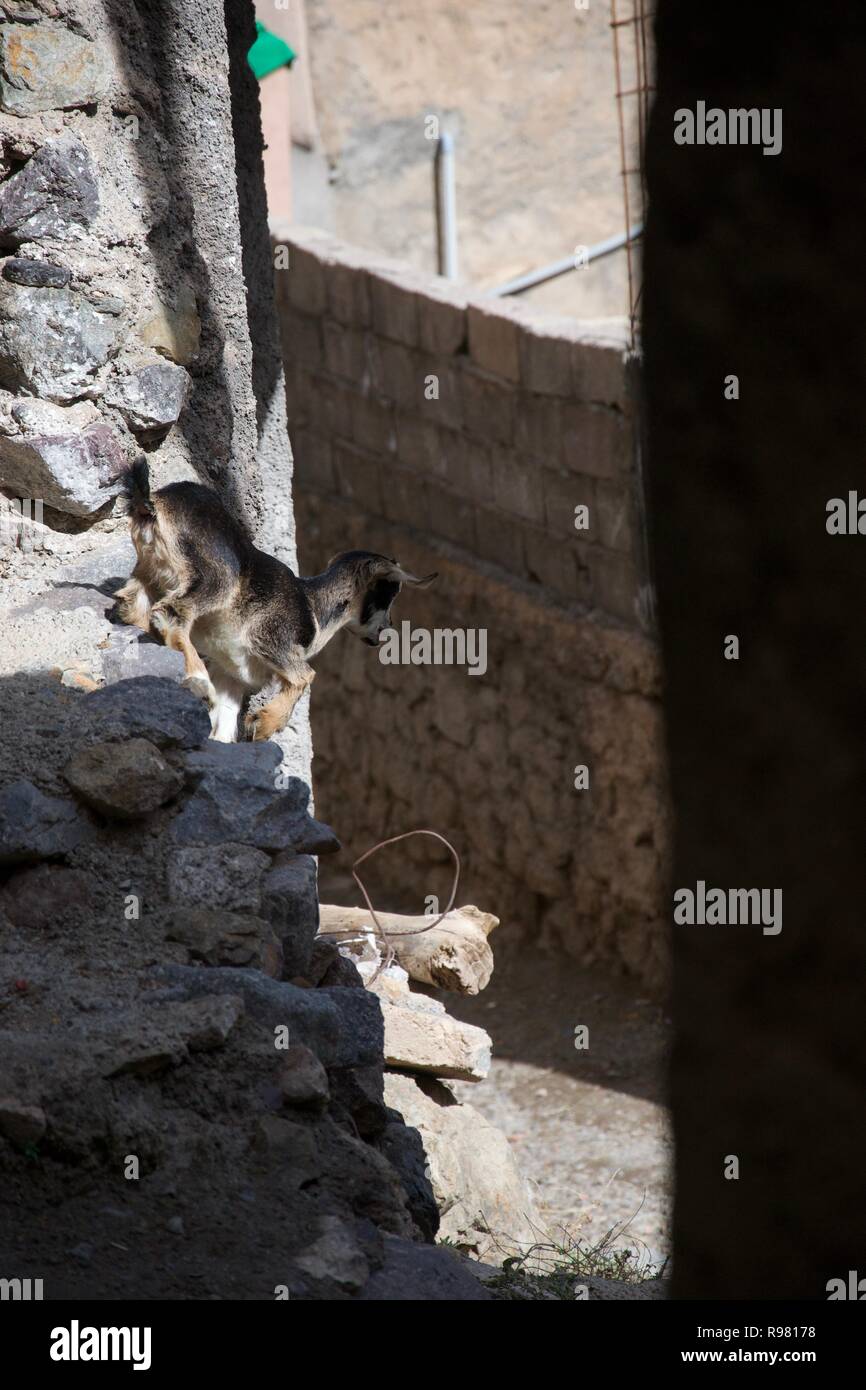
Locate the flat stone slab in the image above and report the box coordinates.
[379,997,492,1081]
[150,964,385,1071]
[0,779,95,866]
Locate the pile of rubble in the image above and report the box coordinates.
[0,663,538,1297]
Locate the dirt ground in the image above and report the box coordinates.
[442,947,672,1269]
[318,865,672,1270]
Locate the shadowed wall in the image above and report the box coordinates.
[645,1,866,1298]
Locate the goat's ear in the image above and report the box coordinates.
[391,564,438,588]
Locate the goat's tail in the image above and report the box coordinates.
[123,454,155,519]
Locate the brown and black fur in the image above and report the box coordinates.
[114,458,435,742]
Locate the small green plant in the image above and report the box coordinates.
[472,1209,669,1301]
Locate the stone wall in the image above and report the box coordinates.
[275,225,670,990]
[0,0,538,1301]
[0,0,310,781]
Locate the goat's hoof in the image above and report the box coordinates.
[182,674,215,707]
[244,709,272,742]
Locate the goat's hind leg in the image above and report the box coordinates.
[150,600,217,709]
[114,576,152,630]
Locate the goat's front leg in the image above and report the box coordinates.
[244,665,315,742]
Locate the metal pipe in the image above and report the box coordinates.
[434,132,458,279]
[486,222,643,298]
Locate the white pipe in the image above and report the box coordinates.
[487,223,644,297]
[434,133,458,279]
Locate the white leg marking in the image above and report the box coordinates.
[208,669,246,743]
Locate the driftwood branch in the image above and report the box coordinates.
[318,904,498,995]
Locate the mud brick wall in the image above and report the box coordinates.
[274,225,670,989]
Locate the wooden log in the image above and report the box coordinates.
[317,904,498,995]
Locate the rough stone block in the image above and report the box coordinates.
[0,281,117,403]
[543,467,595,540]
[165,907,281,977]
[64,738,184,820]
[519,320,575,395]
[278,1044,329,1108]
[171,742,338,856]
[327,259,372,327]
[460,366,515,444]
[0,863,92,929]
[416,359,462,431]
[291,426,334,493]
[100,633,186,687]
[297,372,354,441]
[0,779,95,866]
[358,1235,492,1301]
[0,1097,46,1147]
[491,452,543,524]
[0,416,128,515]
[166,844,272,915]
[104,360,190,432]
[474,506,525,575]
[0,135,99,245]
[381,465,426,528]
[333,441,382,511]
[369,337,422,407]
[137,285,201,366]
[394,413,446,478]
[561,401,631,479]
[369,270,420,345]
[418,282,468,356]
[260,851,319,978]
[466,297,524,382]
[283,241,327,315]
[524,525,588,604]
[515,391,562,460]
[441,434,491,500]
[379,996,491,1080]
[590,548,640,625]
[350,394,395,454]
[594,478,633,553]
[283,306,323,369]
[0,26,110,115]
[571,327,631,408]
[426,480,476,551]
[151,963,385,1070]
[2,257,70,288]
[383,1072,540,1261]
[73,676,211,750]
[323,317,366,381]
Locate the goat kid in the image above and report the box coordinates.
[114,458,436,742]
